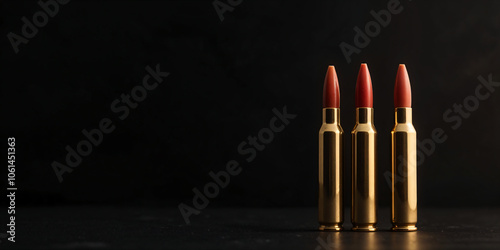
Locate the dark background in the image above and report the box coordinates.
[1,0,500,214]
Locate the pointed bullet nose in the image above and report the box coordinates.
[355,63,373,108]
[323,66,340,108]
[394,64,412,108]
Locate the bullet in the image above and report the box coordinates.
[318,66,344,231]
[391,64,418,231]
[351,63,377,231]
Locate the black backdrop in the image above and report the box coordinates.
[1,0,500,212]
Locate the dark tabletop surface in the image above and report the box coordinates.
[3,206,500,249]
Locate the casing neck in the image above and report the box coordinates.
[395,108,412,123]
[323,108,340,124]
[355,108,374,123]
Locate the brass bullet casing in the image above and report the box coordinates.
[318,108,344,231]
[351,108,377,231]
[391,108,417,231]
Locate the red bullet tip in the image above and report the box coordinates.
[394,64,412,108]
[323,66,340,108]
[355,63,373,108]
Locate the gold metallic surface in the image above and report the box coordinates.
[391,108,417,231]
[351,108,377,231]
[319,108,344,231]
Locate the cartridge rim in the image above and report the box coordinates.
[319,224,343,231]
[352,224,377,232]
[391,224,417,232]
